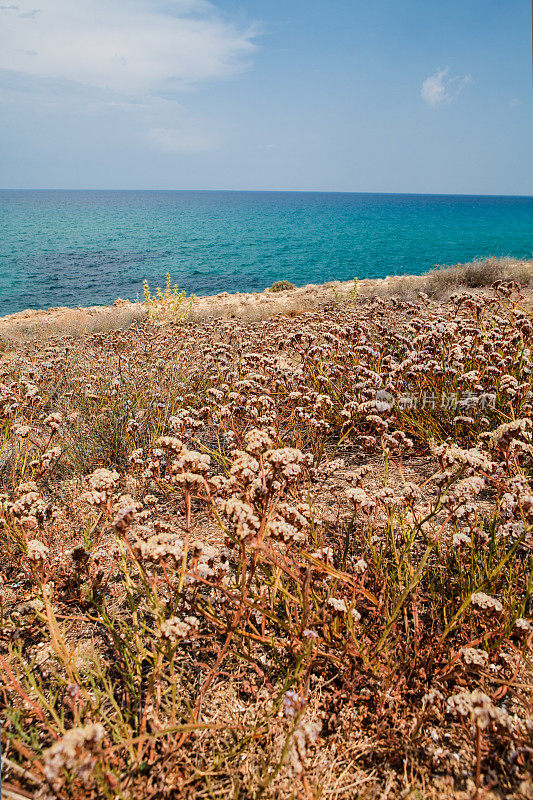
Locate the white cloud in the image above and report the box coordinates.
[510,98,521,108]
[145,125,217,153]
[421,67,472,108]
[0,0,258,94]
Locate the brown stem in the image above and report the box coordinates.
[474,724,482,800]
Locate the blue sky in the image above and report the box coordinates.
[0,0,531,193]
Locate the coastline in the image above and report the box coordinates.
[0,276,376,345]
[1,256,531,346]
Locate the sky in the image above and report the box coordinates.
[0,0,531,193]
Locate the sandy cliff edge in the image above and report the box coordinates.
[0,277,387,344]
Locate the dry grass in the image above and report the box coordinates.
[1,259,531,348]
[0,273,532,800]
[366,257,533,300]
[0,305,146,350]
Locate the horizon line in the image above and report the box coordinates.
[1,188,533,199]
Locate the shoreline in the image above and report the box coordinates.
[0,276,383,345]
[1,256,531,346]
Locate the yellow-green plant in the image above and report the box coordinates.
[143,273,195,322]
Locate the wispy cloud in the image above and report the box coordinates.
[0,0,258,94]
[421,67,472,108]
[0,0,259,157]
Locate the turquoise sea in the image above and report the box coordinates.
[0,190,532,316]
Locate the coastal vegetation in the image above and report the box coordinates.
[0,263,532,799]
[270,280,297,292]
[143,273,196,324]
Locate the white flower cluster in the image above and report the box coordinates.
[460,646,489,668]
[160,615,199,642]
[446,689,511,730]
[431,442,493,474]
[26,538,49,563]
[470,592,503,613]
[287,719,322,776]
[134,532,184,564]
[43,723,105,784]
[264,447,304,480]
[82,468,120,506]
[156,436,184,452]
[223,497,261,541]
[346,487,376,514]
[486,418,531,454]
[244,428,274,456]
[43,412,62,431]
[11,487,51,531]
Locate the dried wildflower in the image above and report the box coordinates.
[287,719,321,776]
[223,497,261,540]
[172,471,208,492]
[498,520,525,540]
[351,607,362,624]
[353,558,368,575]
[129,448,144,466]
[244,428,274,455]
[431,441,492,473]
[113,504,136,532]
[26,539,49,562]
[13,423,31,436]
[470,691,494,729]
[229,451,260,484]
[269,517,304,544]
[487,418,531,453]
[328,597,348,613]
[15,481,38,496]
[471,592,503,613]
[452,532,471,548]
[345,465,371,486]
[283,690,306,718]
[12,491,41,516]
[460,647,489,668]
[173,449,210,474]
[134,532,184,564]
[37,446,62,470]
[160,615,199,642]
[514,617,533,634]
[311,546,333,564]
[375,487,398,509]
[43,723,105,784]
[446,690,475,718]
[265,447,304,480]
[318,457,345,475]
[277,502,310,531]
[347,487,376,514]
[156,436,184,453]
[82,490,107,507]
[447,690,513,731]
[86,468,120,495]
[347,487,369,504]
[43,412,62,431]
[421,688,444,710]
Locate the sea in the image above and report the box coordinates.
[0,190,532,316]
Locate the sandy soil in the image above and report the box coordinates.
[0,277,377,345]
[2,267,531,347]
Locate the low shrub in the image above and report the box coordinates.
[270,280,296,292]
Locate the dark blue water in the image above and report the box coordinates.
[0,190,531,315]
